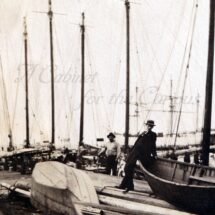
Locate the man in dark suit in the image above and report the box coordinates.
[117,120,157,192]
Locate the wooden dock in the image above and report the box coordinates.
[0,170,196,215]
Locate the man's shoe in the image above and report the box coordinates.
[123,188,129,193]
[122,187,134,193]
[115,185,124,190]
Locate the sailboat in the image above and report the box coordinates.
[0,18,34,164]
[139,1,215,213]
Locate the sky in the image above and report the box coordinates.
[0,0,213,149]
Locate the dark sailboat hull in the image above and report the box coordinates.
[139,158,215,213]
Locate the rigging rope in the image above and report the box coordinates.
[138,0,176,89]
[174,1,197,105]
[26,30,45,142]
[111,15,125,130]
[168,1,197,146]
[67,30,81,144]
[61,23,80,140]
[86,31,102,140]
[53,21,64,69]
[53,22,69,139]
[0,55,12,134]
[166,1,194,145]
[11,41,23,134]
[172,0,198,141]
[137,0,186,131]
[173,0,198,148]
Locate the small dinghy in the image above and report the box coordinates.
[140,158,215,213]
[31,161,99,215]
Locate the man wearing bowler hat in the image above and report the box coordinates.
[117,120,157,192]
[98,132,121,176]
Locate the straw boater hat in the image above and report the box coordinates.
[145,120,155,127]
[107,132,116,138]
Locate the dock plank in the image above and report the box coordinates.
[99,195,196,215]
[86,171,152,193]
[96,186,176,210]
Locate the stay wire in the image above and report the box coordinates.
[138,1,186,130]
[85,31,102,140]
[173,0,198,148]
[172,0,197,141]
[135,1,174,124]
[111,15,125,131]
[0,55,11,133]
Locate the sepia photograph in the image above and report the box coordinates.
[0,0,214,214]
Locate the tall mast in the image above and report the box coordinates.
[202,0,215,165]
[24,17,30,148]
[79,13,85,146]
[125,0,130,152]
[48,0,55,148]
[169,80,174,137]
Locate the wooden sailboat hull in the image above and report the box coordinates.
[139,158,215,213]
[31,161,99,215]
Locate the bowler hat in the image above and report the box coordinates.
[145,120,155,126]
[107,132,116,138]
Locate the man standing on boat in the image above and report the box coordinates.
[117,120,157,192]
[98,132,121,176]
